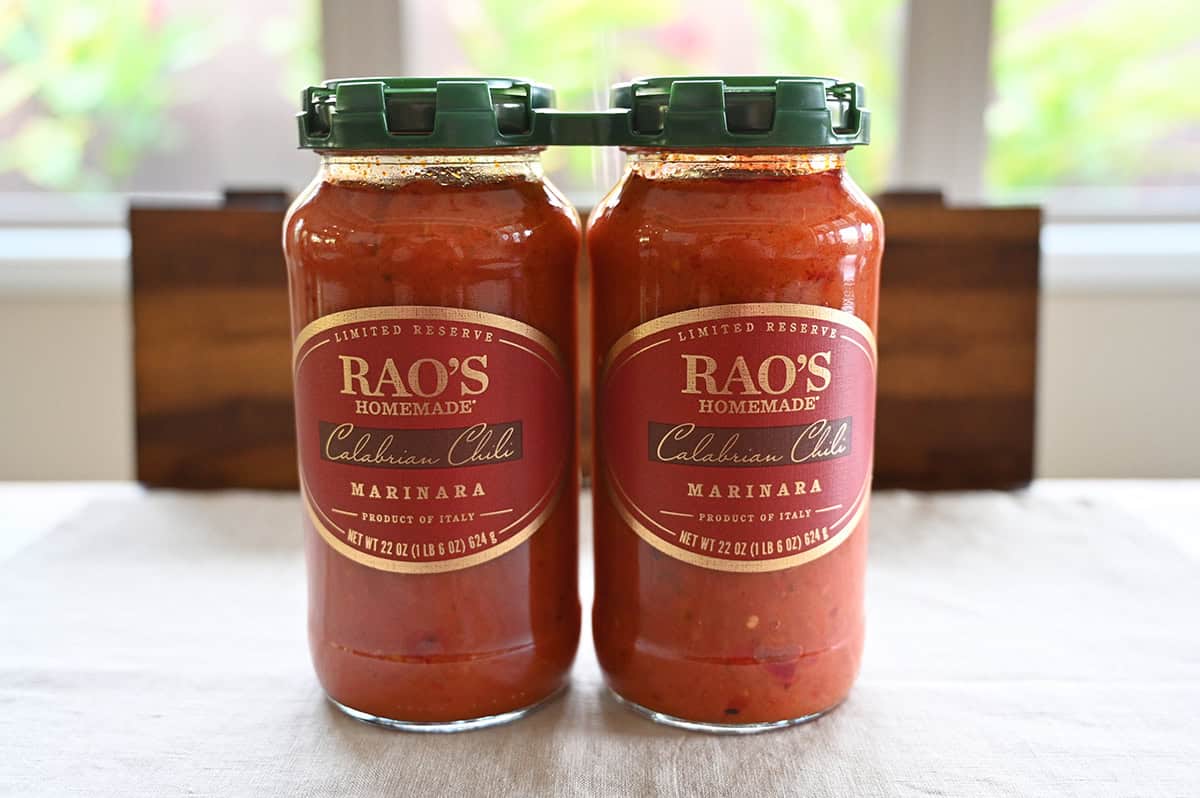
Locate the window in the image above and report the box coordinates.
[0,0,320,197]
[987,0,1200,214]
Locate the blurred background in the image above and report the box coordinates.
[1,0,1197,481]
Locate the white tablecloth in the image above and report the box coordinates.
[1,483,1198,797]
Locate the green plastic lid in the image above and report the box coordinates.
[583,75,870,149]
[295,75,870,150]
[297,77,561,150]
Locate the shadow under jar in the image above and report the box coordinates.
[283,78,580,731]
[588,77,884,732]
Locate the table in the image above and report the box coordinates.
[2,482,1198,797]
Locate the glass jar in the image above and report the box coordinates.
[588,77,883,732]
[283,78,580,731]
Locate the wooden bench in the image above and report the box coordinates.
[131,192,1038,490]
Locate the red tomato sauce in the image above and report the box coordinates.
[283,152,581,723]
[588,150,883,725]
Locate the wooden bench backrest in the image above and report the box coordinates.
[132,193,1038,490]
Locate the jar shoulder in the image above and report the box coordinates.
[587,170,882,248]
[284,175,580,269]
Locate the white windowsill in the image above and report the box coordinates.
[0,191,225,299]
[0,227,130,297]
[1040,223,1200,294]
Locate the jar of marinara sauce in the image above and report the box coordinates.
[283,78,580,731]
[589,77,883,732]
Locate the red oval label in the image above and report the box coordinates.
[293,306,570,573]
[599,303,876,572]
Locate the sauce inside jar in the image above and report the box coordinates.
[284,140,580,727]
[589,146,883,730]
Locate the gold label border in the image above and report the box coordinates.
[295,305,568,574]
[294,305,565,368]
[601,302,876,573]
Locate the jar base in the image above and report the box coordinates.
[328,687,564,733]
[608,689,834,735]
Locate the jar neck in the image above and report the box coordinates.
[319,150,544,186]
[625,149,846,179]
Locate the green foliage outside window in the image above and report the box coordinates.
[0,0,317,191]
[0,1,217,189]
[988,0,1200,195]
[3,0,1196,196]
